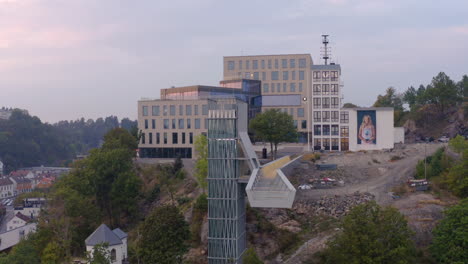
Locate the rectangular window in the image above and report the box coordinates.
[322,84,330,95]
[290,108,294,116]
[298,83,303,92]
[313,71,320,81]
[332,138,339,150]
[340,111,349,123]
[297,108,305,117]
[299,71,305,80]
[239,60,243,70]
[186,105,192,115]
[172,119,176,129]
[156,133,160,144]
[331,125,339,136]
[187,119,191,129]
[189,132,193,144]
[152,119,156,129]
[246,60,250,69]
[290,83,296,92]
[313,98,321,108]
[323,125,330,135]
[301,120,307,129]
[331,111,339,122]
[253,60,258,69]
[331,84,339,95]
[228,61,235,70]
[144,119,148,129]
[170,105,176,115]
[163,133,167,144]
[182,132,186,144]
[179,105,183,115]
[271,71,279,80]
[195,118,201,129]
[314,125,321,135]
[322,71,329,81]
[194,105,199,115]
[163,105,168,116]
[276,83,281,92]
[323,97,330,108]
[149,132,153,144]
[163,119,169,129]
[204,119,208,129]
[152,106,160,116]
[142,106,148,116]
[293,120,297,128]
[178,119,184,129]
[282,59,287,68]
[323,111,330,122]
[268,59,272,69]
[331,71,339,81]
[253,72,259,80]
[290,59,295,68]
[262,72,266,81]
[323,138,330,150]
[331,97,339,108]
[263,83,269,93]
[340,126,349,137]
[299,58,306,68]
[172,133,178,144]
[291,71,296,80]
[282,71,289,80]
[313,84,321,95]
[313,111,321,122]
[245,72,251,78]
[275,59,279,69]
[314,138,322,148]
[141,133,146,144]
[283,83,287,92]
[261,60,265,69]
[202,105,208,115]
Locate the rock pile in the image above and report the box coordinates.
[293,191,375,218]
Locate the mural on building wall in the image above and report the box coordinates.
[357,110,376,144]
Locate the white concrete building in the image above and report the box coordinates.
[85,224,128,264]
[7,212,31,231]
[0,178,14,198]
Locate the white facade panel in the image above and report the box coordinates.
[349,108,395,151]
[394,127,405,144]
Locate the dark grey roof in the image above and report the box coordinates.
[112,228,128,240]
[85,224,123,246]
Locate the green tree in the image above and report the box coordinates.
[102,127,138,153]
[457,74,468,98]
[444,148,468,198]
[449,135,468,154]
[243,248,264,264]
[425,72,462,112]
[320,201,415,264]
[194,134,208,192]
[431,199,468,263]
[373,87,405,125]
[249,109,298,159]
[342,103,358,108]
[0,234,41,264]
[403,86,417,110]
[87,243,111,264]
[136,205,190,264]
[41,241,65,264]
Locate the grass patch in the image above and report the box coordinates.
[418,199,446,206]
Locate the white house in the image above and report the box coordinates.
[0,178,14,198]
[85,224,128,264]
[7,212,31,231]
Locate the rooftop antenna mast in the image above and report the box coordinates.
[321,34,331,65]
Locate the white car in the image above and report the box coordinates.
[438,136,449,143]
[298,184,312,190]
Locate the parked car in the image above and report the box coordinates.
[298,184,312,190]
[438,136,449,143]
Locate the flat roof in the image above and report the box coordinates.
[342,107,394,111]
[223,54,312,58]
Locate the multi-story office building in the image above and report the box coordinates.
[138,80,261,158]
[223,54,313,143]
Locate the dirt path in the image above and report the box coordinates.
[283,232,335,264]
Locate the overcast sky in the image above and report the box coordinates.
[1,0,467,123]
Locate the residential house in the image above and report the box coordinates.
[85,224,128,264]
[0,178,14,198]
[9,177,33,195]
[7,212,31,231]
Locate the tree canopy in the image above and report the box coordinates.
[249,109,298,159]
[136,205,190,264]
[194,134,208,192]
[320,201,415,264]
[430,199,468,264]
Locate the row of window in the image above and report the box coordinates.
[262,82,303,93]
[142,104,208,117]
[227,58,307,71]
[143,118,208,130]
[141,132,194,145]
[313,138,349,151]
[313,111,349,123]
[313,125,349,137]
[275,108,305,117]
[235,70,306,82]
[313,71,339,81]
[312,97,341,109]
[313,84,339,95]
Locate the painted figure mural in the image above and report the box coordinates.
[357,111,376,144]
